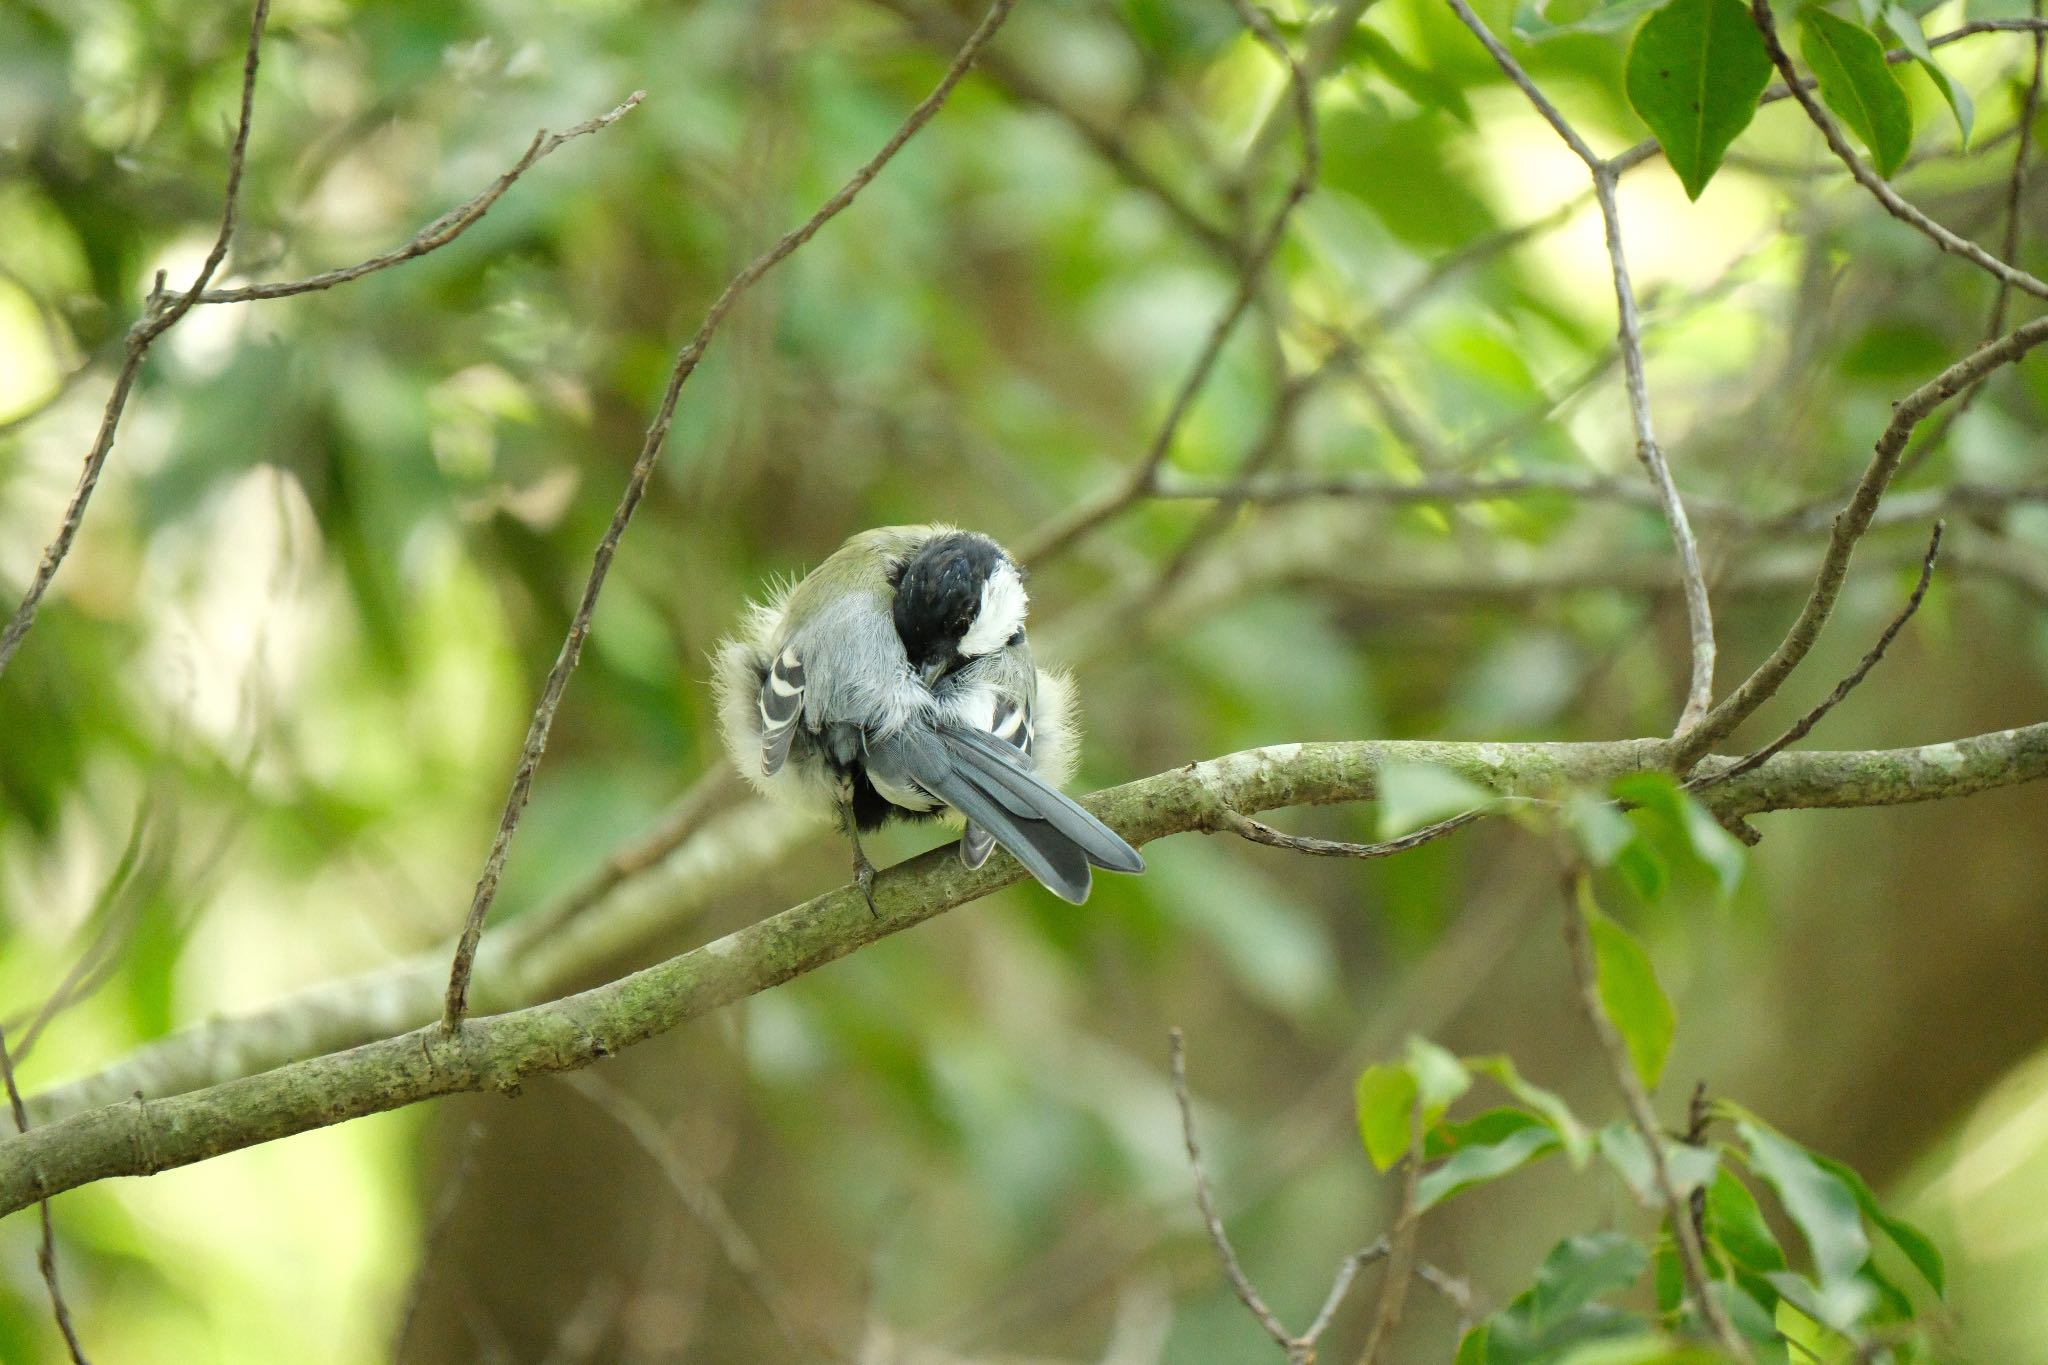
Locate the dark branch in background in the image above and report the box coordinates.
[1679,316,2048,764]
[1692,523,1943,792]
[1170,1030,1468,1363]
[1019,0,1320,565]
[437,0,1021,1030]
[561,1074,847,1363]
[389,1122,486,1360]
[1989,1,2046,338]
[1442,0,1718,736]
[11,725,2048,1219]
[194,92,645,304]
[0,1025,88,1364]
[1561,873,1749,1360]
[0,0,271,684]
[1749,0,2048,303]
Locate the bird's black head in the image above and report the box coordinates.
[891,531,1027,685]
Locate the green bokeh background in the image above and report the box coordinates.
[1,0,2046,1358]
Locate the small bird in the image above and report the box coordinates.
[714,525,1143,906]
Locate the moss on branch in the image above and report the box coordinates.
[7,723,2046,1220]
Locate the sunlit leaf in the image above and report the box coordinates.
[1625,0,1774,199]
[1417,1120,1562,1212]
[1799,8,1914,176]
[1470,1054,1592,1164]
[1376,761,1494,839]
[1883,5,1972,143]
[1738,1121,1873,1315]
[1811,1152,1945,1294]
[1598,1123,1720,1205]
[1579,881,1676,1088]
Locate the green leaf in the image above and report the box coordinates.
[1707,1168,1787,1273]
[1811,1152,1945,1294]
[1624,0,1774,199]
[1738,1122,1873,1302]
[1514,0,1665,42]
[1579,882,1676,1089]
[1410,1035,1475,1110]
[1598,1123,1720,1205]
[1346,26,1475,122]
[1376,761,1494,839]
[1454,1322,1491,1365]
[1527,1233,1651,1334]
[1470,1055,1592,1165]
[1356,1063,1419,1171]
[1883,4,1972,143]
[1609,772,1744,897]
[1799,8,1914,176]
[1417,1120,1562,1212]
[1566,792,1636,867]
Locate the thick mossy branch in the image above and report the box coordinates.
[7,723,2048,1220]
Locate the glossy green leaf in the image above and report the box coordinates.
[1514,0,1665,42]
[1410,1035,1475,1110]
[1526,1233,1651,1334]
[1884,5,1972,143]
[1625,0,1774,199]
[1376,761,1495,839]
[1470,1054,1593,1164]
[1579,883,1676,1089]
[1417,1120,1562,1212]
[1738,1122,1872,1294]
[1356,1062,1420,1171]
[1812,1151,1946,1294]
[1598,1123,1720,1205]
[1799,8,1914,177]
[1707,1168,1787,1273]
[1610,772,1744,897]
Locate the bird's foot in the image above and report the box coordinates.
[852,848,880,918]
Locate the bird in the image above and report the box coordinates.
[714,524,1144,907]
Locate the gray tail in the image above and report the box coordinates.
[868,724,1144,904]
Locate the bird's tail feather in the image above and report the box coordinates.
[868,725,1144,903]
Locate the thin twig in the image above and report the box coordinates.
[1216,805,1483,860]
[1355,1104,1423,1365]
[0,1025,89,1364]
[1303,1241,1390,1345]
[561,1073,846,1362]
[1442,0,1716,735]
[1691,523,1942,792]
[1561,872,1748,1359]
[1169,1028,1297,1355]
[195,93,646,304]
[1678,315,2048,765]
[0,0,270,683]
[438,0,1022,1028]
[1990,1,2048,339]
[1020,0,1320,565]
[1749,0,2048,303]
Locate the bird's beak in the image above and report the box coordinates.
[918,658,947,690]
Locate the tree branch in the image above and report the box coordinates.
[0,0,270,684]
[10,724,2048,1218]
[1749,0,2048,303]
[1679,314,2048,763]
[1442,0,1717,734]
[438,0,1021,1029]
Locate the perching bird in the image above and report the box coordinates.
[714,525,1143,906]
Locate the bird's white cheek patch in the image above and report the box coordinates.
[960,564,1028,657]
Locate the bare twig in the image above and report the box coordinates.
[866,0,1240,262]
[195,93,646,305]
[1749,0,2048,303]
[0,0,270,683]
[1678,314,2048,764]
[1991,1,2048,340]
[1442,0,1716,735]
[1561,873,1747,1359]
[561,1074,845,1362]
[1020,0,1320,564]
[1355,1105,1423,1365]
[0,1025,89,1364]
[1216,805,1483,860]
[1691,523,1943,792]
[438,0,1022,1028]
[1169,1028,1297,1355]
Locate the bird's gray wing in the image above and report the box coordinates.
[941,726,1144,874]
[758,646,805,776]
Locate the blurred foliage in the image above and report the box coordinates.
[2,0,2047,1359]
